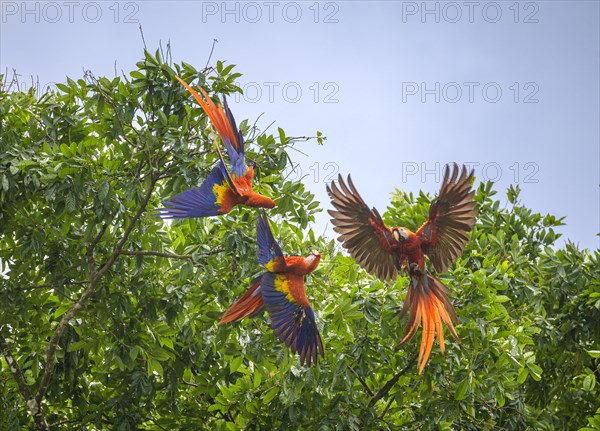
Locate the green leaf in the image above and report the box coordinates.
[526,363,543,381]
[230,356,243,373]
[54,303,72,318]
[67,340,90,352]
[148,346,171,361]
[583,374,596,392]
[587,416,600,429]
[147,358,163,376]
[455,378,470,400]
[221,64,236,76]
[59,143,71,157]
[517,368,528,384]
[586,350,600,358]
[98,182,110,201]
[495,295,511,303]
[130,346,141,361]
[262,387,279,404]
[65,193,76,213]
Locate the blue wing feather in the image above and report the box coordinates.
[221,95,247,178]
[212,136,240,195]
[256,211,285,267]
[158,166,226,219]
[260,273,324,366]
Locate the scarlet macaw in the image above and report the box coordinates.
[158,78,275,219]
[218,211,324,366]
[327,163,476,373]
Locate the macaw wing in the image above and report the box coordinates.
[327,175,399,281]
[417,163,477,273]
[260,272,324,367]
[256,211,286,272]
[176,77,247,177]
[158,165,234,219]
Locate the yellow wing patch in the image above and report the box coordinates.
[212,179,231,206]
[274,275,295,304]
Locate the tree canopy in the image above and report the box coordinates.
[1,50,599,430]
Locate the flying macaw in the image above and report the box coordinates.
[218,211,324,367]
[327,163,476,373]
[158,77,275,219]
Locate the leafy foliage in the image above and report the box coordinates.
[1,51,598,430]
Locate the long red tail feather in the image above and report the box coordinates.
[398,274,459,373]
[218,278,264,325]
[175,77,239,152]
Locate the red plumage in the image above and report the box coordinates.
[219,212,325,367]
[160,77,275,220]
[327,163,477,373]
[218,278,264,325]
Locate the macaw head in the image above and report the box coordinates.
[304,250,321,273]
[392,227,410,243]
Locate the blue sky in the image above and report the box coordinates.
[2,1,598,250]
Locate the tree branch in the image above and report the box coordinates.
[120,247,223,260]
[95,176,158,280]
[0,334,49,430]
[87,222,108,276]
[288,135,320,143]
[349,366,373,397]
[368,355,416,408]
[35,176,158,405]
[203,38,218,72]
[378,397,395,421]
[22,281,89,291]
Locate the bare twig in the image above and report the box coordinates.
[204,39,219,71]
[288,147,309,156]
[166,40,172,66]
[248,112,265,142]
[288,136,319,143]
[262,120,276,136]
[138,24,147,50]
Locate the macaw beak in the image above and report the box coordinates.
[392,229,408,242]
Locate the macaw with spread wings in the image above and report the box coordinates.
[158,78,275,219]
[218,211,324,367]
[327,163,476,373]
